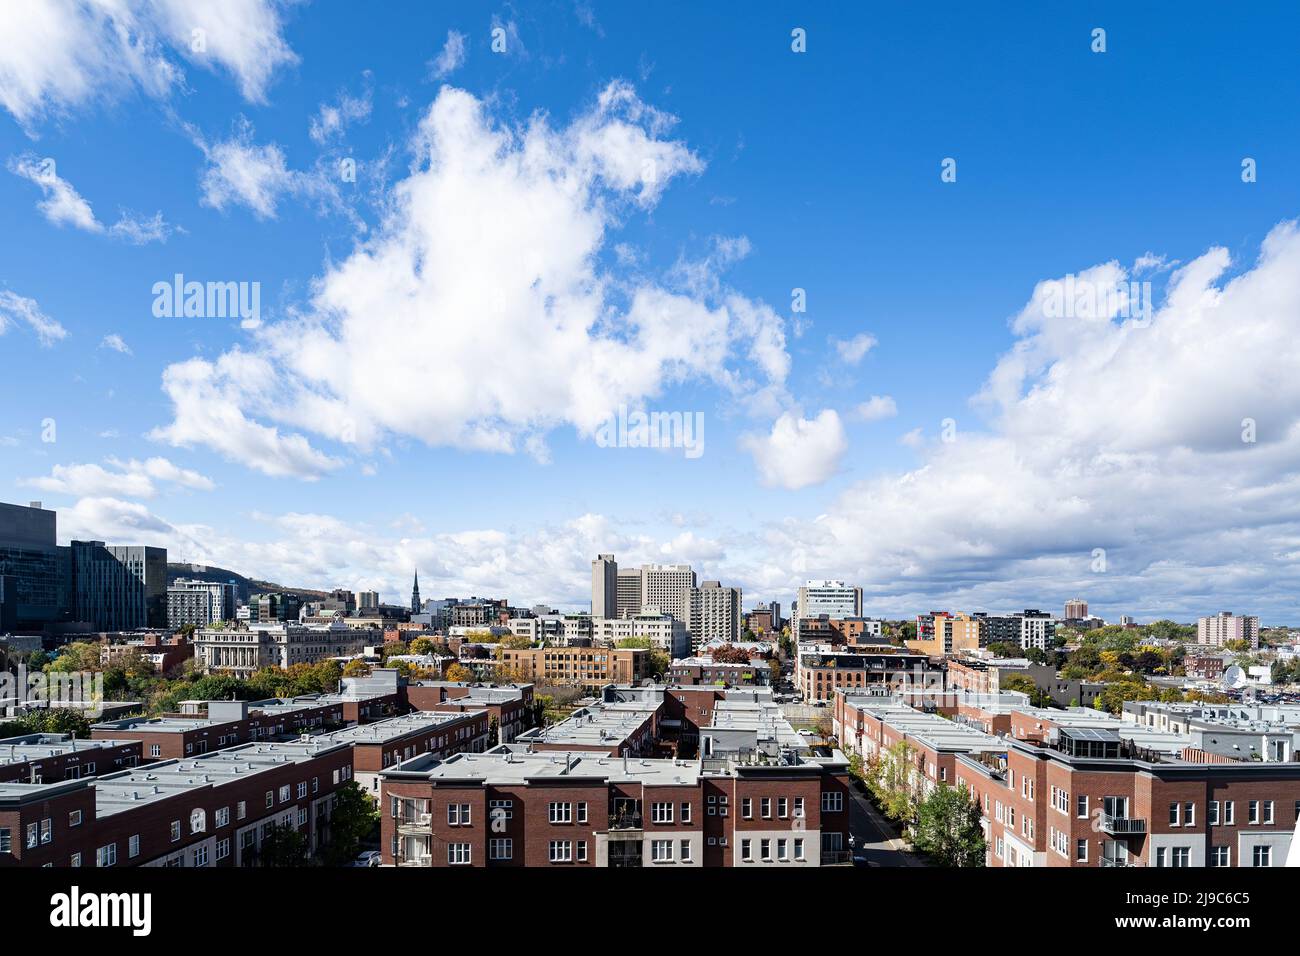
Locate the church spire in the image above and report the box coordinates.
[410,569,421,613]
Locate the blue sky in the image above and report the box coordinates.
[2,1,1300,623]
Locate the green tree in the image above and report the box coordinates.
[322,782,379,866]
[257,823,309,867]
[913,783,986,867]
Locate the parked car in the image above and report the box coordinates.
[351,851,382,868]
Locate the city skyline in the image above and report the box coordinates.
[4,3,1300,621]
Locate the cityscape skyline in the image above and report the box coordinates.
[4,4,1300,623]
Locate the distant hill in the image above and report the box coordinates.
[166,562,329,604]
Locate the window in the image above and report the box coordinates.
[216,839,230,862]
[279,785,291,803]
[549,840,573,863]
[1208,800,1219,826]
[297,782,307,799]
[651,802,673,824]
[193,846,208,867]
[760,838,771,861]
[1171,847,1190,867]
[793,796,804,820]
[821,791,843,813]
[1184,802,1194,827]
[265,791,274,809]
[128,834,140,858]
[680,840,691,863]
[577,841,587,862]
[26,823,37,849]
[150,745,161,758]
[97,844,117,867]
[170,820,181,842]
[448,803,470,826]
[741,838,752,861]
[576,802,587,824]
[447,843,471,865]
[681,802,692,824]
[237,801,247,821]
[68,810,82,827]
[489,799,513,821]
[741,796,752,819]
[1264,801,1275,824]
[216,807,229,828]
[1076,794,1088,818]
[1224,801,1235,825]
[70,853,81,867]
[548,802,572,824]
[777,796,788,819]
[297,808,307,827]
[794,838,804,861]
[0,829,9,854]
[39,818,52,844]
[1210,846,1229,867]
[1253,845,1272,867]
[777,838,788,861]
[651,839,673,862]
[1075,839,1088,862]
[489,838,513,861]
[190,809,206,833]
[1169,802,1180,826]
[1249,800,1259,824]
[761,797,772,818]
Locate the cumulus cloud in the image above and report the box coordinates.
[767,220,1300,618]
[832,332,877,364]
[21,456,214,499]
[0,0,298,128]
[428,30,467,79]
[742,409,847,490]
[309,85,371,144]
[0,289,66,345]
[153,83,787,476]
[855,395,897,422]
[9,153,175,242]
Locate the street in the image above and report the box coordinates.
[846,783,926,867]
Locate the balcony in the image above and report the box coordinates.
[608,812,643,831]
[1100,857,1144,868]
[821,850,852,865]
[395,812,432,831]
[1097,813,1146,836]
[397,854,432,867]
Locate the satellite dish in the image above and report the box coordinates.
[1223,665,1247,689]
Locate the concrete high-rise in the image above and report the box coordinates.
[0,500,68,628]
[591,553,618,618]
[794,580,862,640]
[1064,598,1088,620]
[1198,611,1260,649]
[640,563,696,625]
[689,581,742,653]
[167,578,236,628]
[616,569,642,619]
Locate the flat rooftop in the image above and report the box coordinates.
[91,738,352,816]
[314,711,483,746]
[0,733,138,766]
[518,703,657,747]
[386,749,702,786]
[849,699,1005,754]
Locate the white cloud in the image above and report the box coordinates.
[99,333,131,355]
[193,117,335,219]
[742,409,847,490]
[21,456,213,499]
[154,83,786,478]
[9,153,175,242]
[0,0,298,128]
[764,220,1300,618]
[309,86,371,144]
[428,30,467,79]
[0,289,66,346]
[832,332,877,364]
[855,395,897,422]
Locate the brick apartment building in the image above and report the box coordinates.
[0,734,142,784]
[0,737,355,868]
[798,651,940,703]
[497,646,648,690]
[316,711,491,794]
[380,747,851,868]
[91,697,346,760]
[668,658,771,687]
[405,683,536,744]
[957,730,1300,868]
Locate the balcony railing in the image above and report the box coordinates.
[395,812,432,828]
[1100,857,1143,868]
[1098,813,1146,835]
[398,855,432,867]
[608,812,643,831]
[821,850,852,865]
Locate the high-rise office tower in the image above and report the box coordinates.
[616,569,643,619]
[0,500,67,628]
[640,563,696,625]
[167,579,236,628]
[71,541,167,631]
[591,553,618,618]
